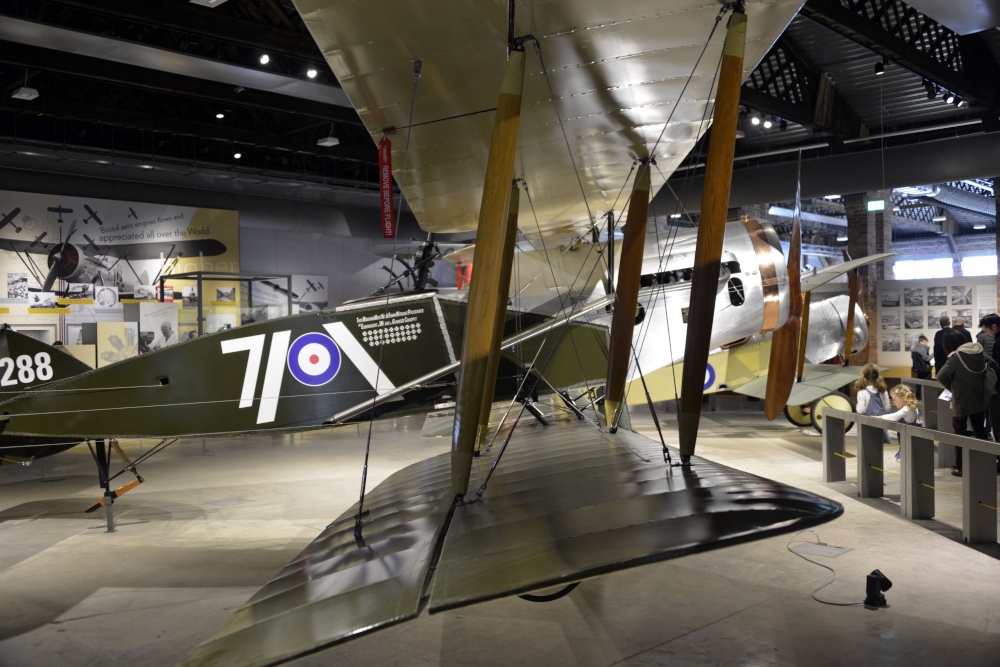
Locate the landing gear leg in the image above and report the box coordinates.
[90,439,116,533]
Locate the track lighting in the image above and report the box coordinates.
[924,80,937,100]
[233,152,242,159]
[259,54,270,65]
[750,114,761,126]
[763,117,773,129]
[779,119,788,131]
[306,68,318,79]
[944,92,955,105]
[874,61,884,75]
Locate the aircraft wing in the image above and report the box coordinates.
[733,364,863,405]
[801,252,895,293]
[180,419,841,667]
[296,0,805,236]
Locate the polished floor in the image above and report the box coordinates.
[1,398,998,666]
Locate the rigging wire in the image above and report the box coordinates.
[354,58,423,546]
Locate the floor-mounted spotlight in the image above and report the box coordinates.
[864,569,892,608]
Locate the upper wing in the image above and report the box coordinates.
[296,0,805,236]
[0,237,227,260]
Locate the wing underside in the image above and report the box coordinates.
[181,419,842,667]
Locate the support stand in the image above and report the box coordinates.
[90,439,116,533]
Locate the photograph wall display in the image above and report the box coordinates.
[64,283,95,301]
[138,301,179,353]
[182,285,198,310]
[903,287,924,307]
[877,276,998,369]
[216,287,236,302]
[95,286,118,308]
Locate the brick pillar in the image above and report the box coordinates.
[843,191,892,364]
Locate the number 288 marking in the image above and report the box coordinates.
[0,352,54,386]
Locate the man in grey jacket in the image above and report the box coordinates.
[937,329,998,475]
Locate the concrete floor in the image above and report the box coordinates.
[1,399,999,666]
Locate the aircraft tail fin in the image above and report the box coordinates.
[0,326,92,400]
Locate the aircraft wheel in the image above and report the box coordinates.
[810,391,854,434]
[783,404,812,428]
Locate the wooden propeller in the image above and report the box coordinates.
[842,250,861,366]
[763,159,803,420]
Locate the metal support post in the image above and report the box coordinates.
[963,448,998,544]
[823,412,846,482]
[857,422,884,498]
[901,428,936,520]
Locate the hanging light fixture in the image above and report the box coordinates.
[762,116,773,129]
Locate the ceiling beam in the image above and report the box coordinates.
[801,0,1000,112]
[0,40,361,127]
[24,0,321,59]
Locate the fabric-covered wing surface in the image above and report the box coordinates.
[182,419,842,667]
[734,363,864,404]
[294,0,805,235]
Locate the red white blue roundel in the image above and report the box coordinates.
[704,362,716,391]
[287,332,341,386]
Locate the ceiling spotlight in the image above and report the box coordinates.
[837,235,848,242]
[233,152,242,159]
[874,61,884,75]
[944,92,956,105]
[670,213,682,219]
[216,112,225,119]
[316,136,340,147]
[974,224,987,230]
[932,215,946,222]
[306,68,318,79]
[824,194,841,200]
[763,117,773,129]
[955,96,966,108]
[750,114,761,126]
[924,80,937,100]
[779,119,788,131]
[259,54,270,65]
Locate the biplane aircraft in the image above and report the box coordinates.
[0,1,862,665]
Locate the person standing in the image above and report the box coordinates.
[980,314,1000,446]
[910,334,931,399]
[937,328,997,476]
[954,315,973,344]
[933,314,951,376]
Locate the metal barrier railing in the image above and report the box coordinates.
[822,407,999,545]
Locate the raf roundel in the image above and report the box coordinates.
[287,332,342,386]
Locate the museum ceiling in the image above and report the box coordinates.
[0,0,996,249]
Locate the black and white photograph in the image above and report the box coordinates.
[981,308,995,323]
[951,284,973,306]
[95,286,119,308]
[215,287,236,302]
[6,271,28,299]
[881,311,900,330]
[903,310,923,329]
[134,285,155,300]
[881,288,900,308]
[927,286,947,306]
[882,332,901,352]
[65,283,95,300]
[953,308,972,323]
[928,309,948,328]
[182,285,199,310]
[904,332,919,351]
[903,287,924,307]
[28,292,60,308]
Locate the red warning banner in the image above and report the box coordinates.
[379,138,395,239]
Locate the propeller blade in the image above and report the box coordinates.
[843,250,861,366]
[763,153,803,420]
[41,254,62,292]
